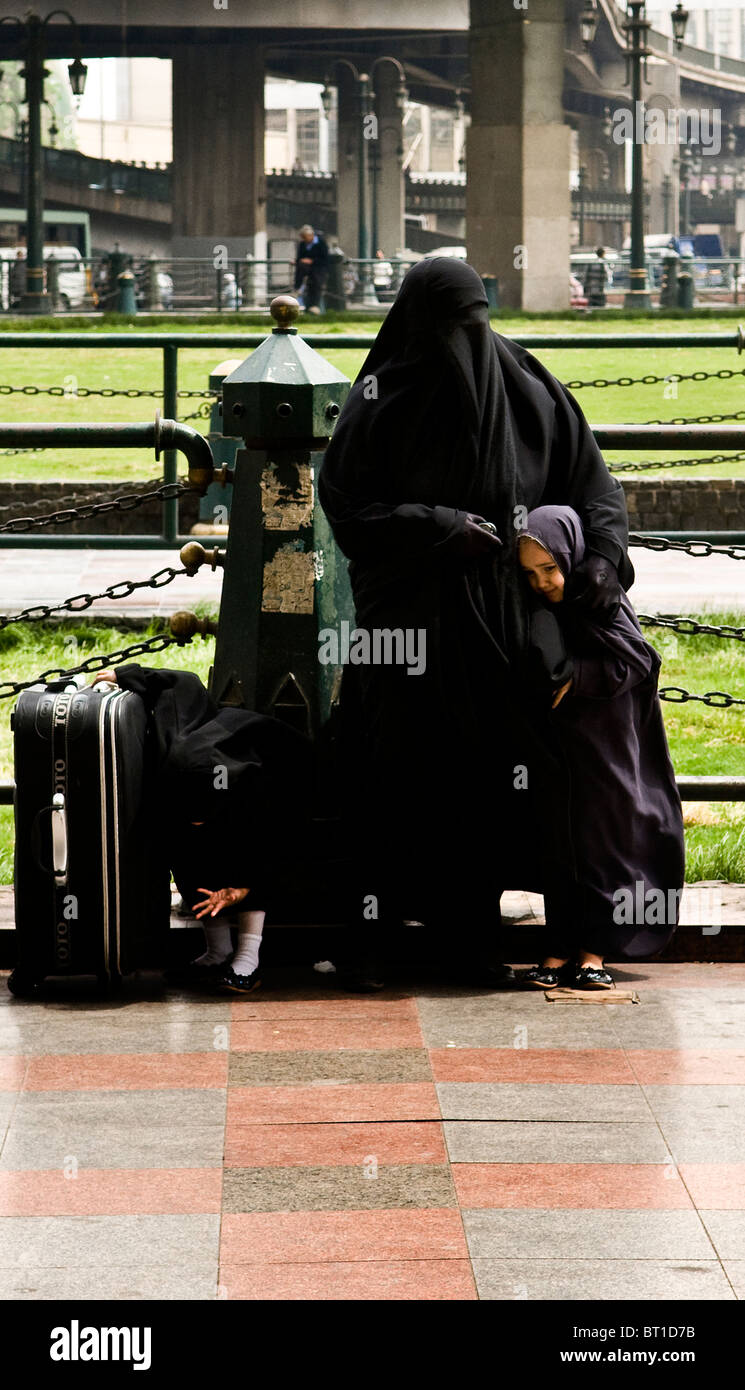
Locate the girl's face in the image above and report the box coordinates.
[519,538,565,602]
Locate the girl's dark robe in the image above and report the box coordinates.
[318,258,635,939]
[522,506,685,959]
[113,664,311,917]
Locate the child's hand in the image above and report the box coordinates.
[552,679,573,708]
[91,669,118,686]
[193,886,249,919]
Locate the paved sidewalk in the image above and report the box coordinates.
[0,543,743,620]
[1,958,744,1301]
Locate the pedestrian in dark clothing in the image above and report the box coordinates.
[517,505,685,989]
[294,223,329,313]
[583,247,609,307]
[318,257,634,984]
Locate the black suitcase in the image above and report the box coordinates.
[9,681,171,996]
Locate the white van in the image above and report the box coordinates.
[0,244,91,310]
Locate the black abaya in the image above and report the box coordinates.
[318,259,635,941]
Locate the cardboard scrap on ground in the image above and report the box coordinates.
[546,987,640,1005]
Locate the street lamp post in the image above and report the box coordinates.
[582,0,688,311]
[322,57,407,307]
[623,2,652,308]
[0,9,86,314]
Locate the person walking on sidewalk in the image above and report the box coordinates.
[294,223,329,314]
[582,247,610,308]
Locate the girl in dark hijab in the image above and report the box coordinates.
[517,505,685,987]
[92,664,311,992]
[319,258,635,980]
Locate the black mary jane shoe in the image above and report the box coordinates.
[218,966,262,995]
[520,963,572,990]
[573,964,614,991]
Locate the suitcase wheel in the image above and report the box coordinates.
[6,969,42,999]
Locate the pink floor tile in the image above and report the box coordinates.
[627,1051,745,1084]
[0,1168,222,1216]
[220,1208,468,1264]
[23,1053,228,1091]
[229,996,418,1020]
[679,1164,745,1209]
[227,1082,440,1126]
[452,1163,694,1210]
[429,1049,634,1084]
[224,1120,447,1168]
[221,1260,477,1300]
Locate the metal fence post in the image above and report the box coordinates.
[162,343,179,543]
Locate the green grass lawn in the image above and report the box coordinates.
[0,612,742,887]
[1,313,744,482]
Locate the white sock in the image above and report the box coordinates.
[194,922,233,967]
[230,911,265,976]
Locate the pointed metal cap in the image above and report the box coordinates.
[221,296,350,444]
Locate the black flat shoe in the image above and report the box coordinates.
[520,963,573,990]
[218,967,262,995]
[574,965,614,990]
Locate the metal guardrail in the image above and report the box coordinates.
[0,416,213,547]
[0,331,743,544]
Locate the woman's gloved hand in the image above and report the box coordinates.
[460,514,504,558]
[564,551,621,622]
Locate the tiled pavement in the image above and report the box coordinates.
[1,962,744,1301]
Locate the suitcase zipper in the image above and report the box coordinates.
[51,691,72,969]
[98,690,113,979]
[108,692,123,976]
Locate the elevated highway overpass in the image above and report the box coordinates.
[2,1,745,307]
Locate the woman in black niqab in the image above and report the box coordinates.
[319,258,635,967]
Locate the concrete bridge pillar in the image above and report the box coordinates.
[171,41,267,262]
[373,60,406,256]
[336,67,361,260]
[466,0,570,310]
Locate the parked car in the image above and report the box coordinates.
[0,244,91,310]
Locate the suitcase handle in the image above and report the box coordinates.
[31,793,68,884]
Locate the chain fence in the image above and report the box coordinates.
[629,534,745,560]
[638,614,745,641]
[0,633,185,701]
[0,479,197,535]
[0,566,187,630]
